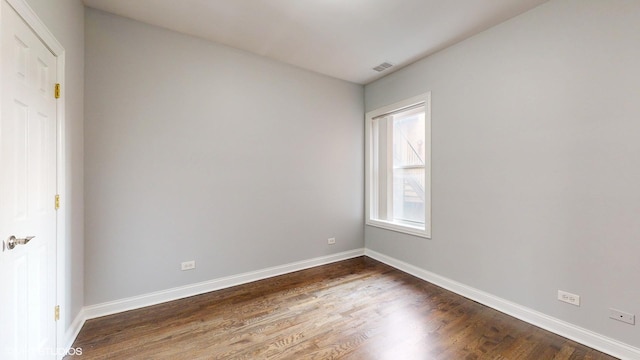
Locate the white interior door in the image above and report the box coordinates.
[0,0,58,359]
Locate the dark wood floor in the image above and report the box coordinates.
[67,257,617,359]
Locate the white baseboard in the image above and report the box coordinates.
[64,312,86,349]
[56,311,87,360]
[82,249,365,320]
[364,249,640,360]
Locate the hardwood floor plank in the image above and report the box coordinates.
[66,257,618,359]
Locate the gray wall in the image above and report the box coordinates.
[365,0,640,348]
[24,0,85,339]
[84,9,364,305]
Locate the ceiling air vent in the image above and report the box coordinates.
[372,62,393,72]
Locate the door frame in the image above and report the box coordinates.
[2,0,67,354]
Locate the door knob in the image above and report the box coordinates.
[6,235,35,250]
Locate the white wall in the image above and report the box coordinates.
[365,0,640,350]
[84,9,364,305]
[23,0,85,344]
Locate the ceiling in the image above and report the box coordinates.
[82,0,548,84]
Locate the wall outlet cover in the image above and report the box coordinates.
[557,290,580,306]
[181,260,196,271]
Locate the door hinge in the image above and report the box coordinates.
[55,305,60,321]
[54,83,61,99]
[55,194,60,210]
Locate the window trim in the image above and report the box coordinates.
[365,92,431,238]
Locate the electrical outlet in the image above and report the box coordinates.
[328,237,336,245]
[609,308,635,325]
[557,290,580,306]
[181,260,196,271]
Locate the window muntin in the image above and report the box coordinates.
[366,93,431,238]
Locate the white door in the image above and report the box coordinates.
[0,0,58,359]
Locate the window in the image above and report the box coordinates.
[365,93,431,238]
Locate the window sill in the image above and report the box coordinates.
[366,219,431,239]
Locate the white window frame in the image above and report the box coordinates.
[365,92,431,238]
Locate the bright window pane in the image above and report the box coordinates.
[393,111,425,167]
[392,109,425,224]
[393,167,425,224]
